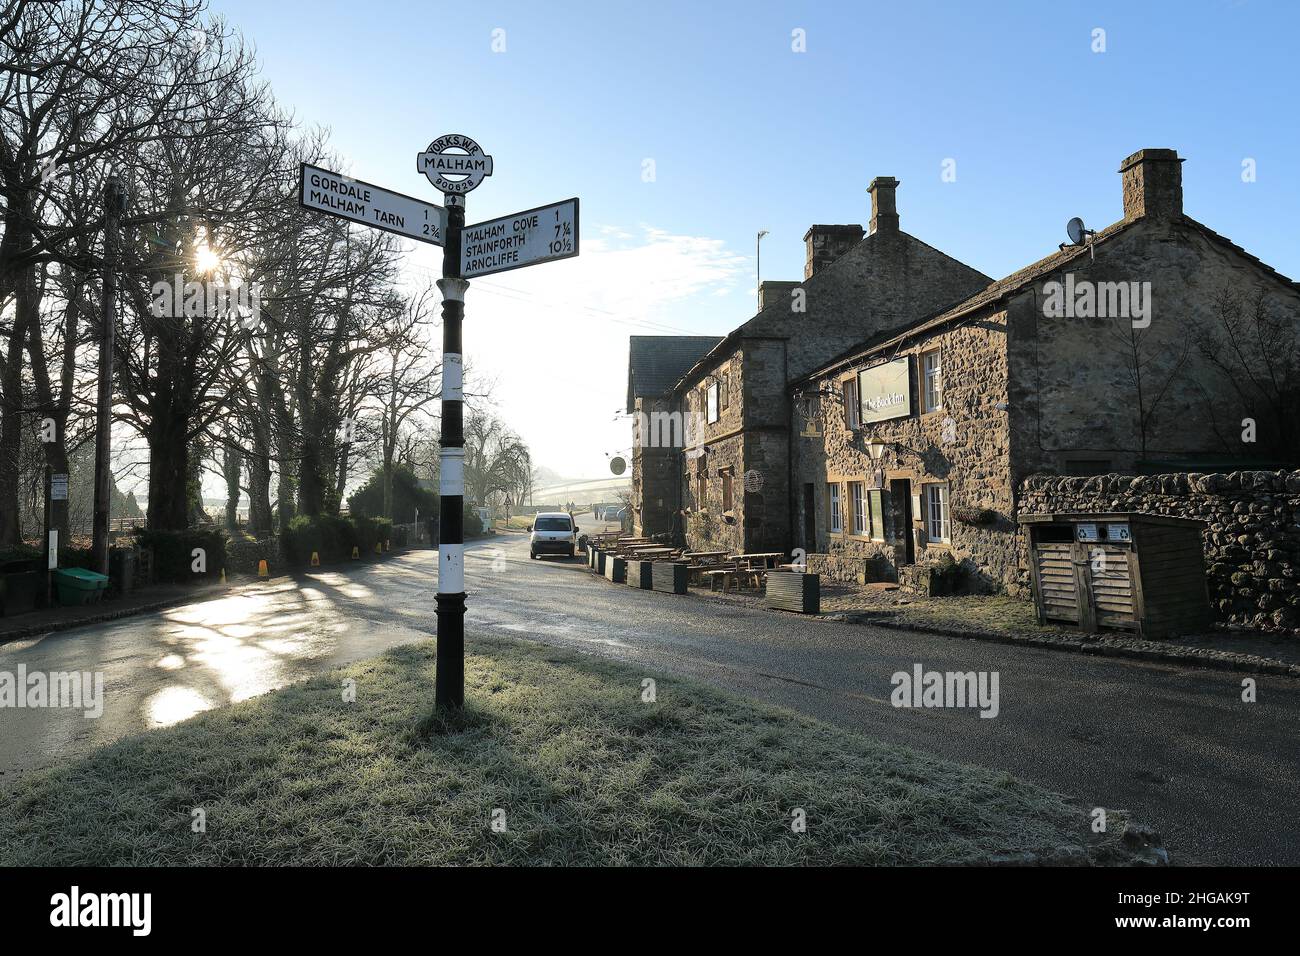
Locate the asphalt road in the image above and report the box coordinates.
[3,518,1297,865]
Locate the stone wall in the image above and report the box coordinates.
[1019,470,1300,631]
[631,394,682,539]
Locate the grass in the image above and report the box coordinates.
[0,635,1132,866]
[824,591,1071,638]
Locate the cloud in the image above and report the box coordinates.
[424,225,746,481]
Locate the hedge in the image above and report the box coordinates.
[134,528,227,583]
[282,514,393,566]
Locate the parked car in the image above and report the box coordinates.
[529,512,579,559]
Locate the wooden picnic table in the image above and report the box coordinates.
[703,566,764,593]
[732,552,784,568]
[684,550,729,558]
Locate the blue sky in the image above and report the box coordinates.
[211,0,1300,479]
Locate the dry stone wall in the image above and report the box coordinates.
[1019,470,1300,631]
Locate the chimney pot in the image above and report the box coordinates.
[1119,149,1184,221]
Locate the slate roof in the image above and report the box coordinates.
[794,212,1300,388]
[668,228,994,395]
[627,335,724,411]
[793,216,1141,386]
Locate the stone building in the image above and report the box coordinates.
[626,335,722,538]
[627,178,992,553]
[792,148,1300,594]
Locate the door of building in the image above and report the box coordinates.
[802,483,816,552]
[891,478,914,564]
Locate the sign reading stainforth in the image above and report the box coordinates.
[461,198,579,278]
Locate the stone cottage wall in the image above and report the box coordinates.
[1019,470,1300,631]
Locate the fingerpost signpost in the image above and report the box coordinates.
[300,135,579,711]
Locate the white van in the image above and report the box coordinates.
[529,512,578,559]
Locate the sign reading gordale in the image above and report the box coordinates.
[461,198,579,278]
[417,134,494,194]
[299,163,445,246]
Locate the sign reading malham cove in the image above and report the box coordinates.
[461,198,579,278]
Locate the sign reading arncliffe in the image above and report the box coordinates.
[858,357,912,424]
[461,198,579,278]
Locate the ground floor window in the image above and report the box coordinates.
[925,482,950,543]
[850,481,866,535]
[829,483,842,533]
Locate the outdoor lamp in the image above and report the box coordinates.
[866,439,889,461]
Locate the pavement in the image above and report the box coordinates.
[2,511,1297,865]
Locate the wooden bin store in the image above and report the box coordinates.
[1019,512,1210,638]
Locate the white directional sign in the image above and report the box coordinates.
[299,163,446,246]
[417,134,494,195]
[460,198,579,278]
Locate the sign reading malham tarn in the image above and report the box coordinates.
[857,356,912,424]
[299,163,446,246]
[461,198,579,278]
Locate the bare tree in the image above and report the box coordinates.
[1190,284,1300,463]
[1104,312,1191,463]
[464,410,532,518]
[0,1,276,541]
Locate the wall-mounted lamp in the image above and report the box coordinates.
[866,438,921,459]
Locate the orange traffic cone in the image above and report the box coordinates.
[257,559,268,578]
[310,551,320,567]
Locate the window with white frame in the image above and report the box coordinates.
[707,382,719,423]
[829,483,842,533]
[842,377,859,429]
[925,482,950,543]
[851,482,866,535]
[922,349,942,413]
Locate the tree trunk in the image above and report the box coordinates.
[146,412,190,531]
[223,443,241,531]
[382,460,394,519]
[0,273,32,548]
[335,439,350,512]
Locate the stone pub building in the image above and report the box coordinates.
[790,149,1300,594]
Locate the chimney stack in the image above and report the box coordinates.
[1119,149,1184,221]
[868,176,900,235]
[803,224,864,279]
[758,280,799,311]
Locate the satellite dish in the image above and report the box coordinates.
[609,456,627,476]
[1066,217,1087,245]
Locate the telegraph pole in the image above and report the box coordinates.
[92,175,125,575]
[435,196,468,712]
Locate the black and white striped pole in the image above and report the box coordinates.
[413,134,577,712]
[435,195,468,712]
